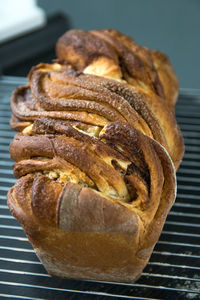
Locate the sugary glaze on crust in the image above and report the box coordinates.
[7,28,183,282]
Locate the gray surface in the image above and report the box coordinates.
[38,0,200,89]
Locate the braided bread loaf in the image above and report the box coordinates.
[7,29,184,282]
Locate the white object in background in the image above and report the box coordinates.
[0,0,46,43]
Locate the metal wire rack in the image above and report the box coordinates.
[0,76,200,300]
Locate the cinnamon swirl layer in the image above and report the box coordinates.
[10,62,183,169]
[56,29,179,109]
[8,120,175,231]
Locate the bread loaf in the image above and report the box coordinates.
[7,29,184,282]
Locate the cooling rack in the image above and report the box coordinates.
[0,76,200,299]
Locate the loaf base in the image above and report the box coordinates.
[36,249,143,283]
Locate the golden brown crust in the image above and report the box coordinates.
[152,50,179,111]
[57,29,164,98]
[58,182,140,234]
[10,62,184,168]
[57,28,184,167]
[7,28,183,283]
[57,29,181,118]
[7,121,176,282]
[56,29,119,70]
